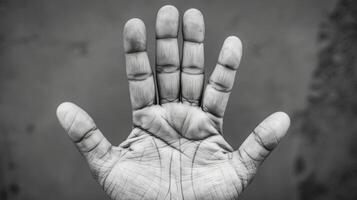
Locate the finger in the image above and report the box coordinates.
[124,18,156,110]
[232,112,290,186]
[181,8,205,105]
[202,36,242,118]
[155,5,180,104]
[56,102,112,162]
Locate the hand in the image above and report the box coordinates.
[56,5,290,200]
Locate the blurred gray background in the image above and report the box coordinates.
[1,0,349,199]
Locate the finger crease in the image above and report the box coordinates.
[127,72,153,81]
[208,80,232,93]
[82,135,104,153]
[156,36,178,40]
[181,67,204,75]
[242,148,262,163]
[74,126,98,144]
[201,105,224,119]
[183,39,203,44]
[160,97,179,104]
[182,96,200,106]
[217,61,238,71]
[252,130,272,152]
[125,50,147,54]
[156,64,180,73]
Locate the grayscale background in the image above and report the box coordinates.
[2,0,357,200]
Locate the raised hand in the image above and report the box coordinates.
[56,5,290,200]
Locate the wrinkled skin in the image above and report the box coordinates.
[104,103,244,199]
[57,5,290,200]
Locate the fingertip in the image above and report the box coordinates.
[274,111,291,124]
[183,8,203,19]
[156,5,179,38]
[124,18,145,30]
[224,36,243,60]
[266,111,291,137]
[277,111,291,132]
[123,18,147,53]
[225,36,242,50]
[158,5,179,15]
[183,8,204,42]
[218,36,243,70]
[56,102,84,131]
[56,102,75,122]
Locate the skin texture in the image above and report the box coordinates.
[56,5,290,200]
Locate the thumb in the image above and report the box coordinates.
[56,102,112,162]
[232,112,290,187]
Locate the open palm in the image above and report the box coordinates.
[56,5,290,200]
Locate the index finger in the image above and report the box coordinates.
[124,18,156,110]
